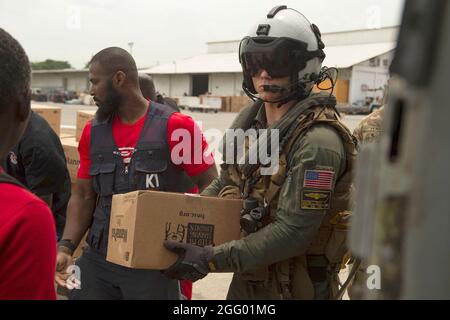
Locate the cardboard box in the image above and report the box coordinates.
[61,137,79,183]
[199,95,232,112]
[222,96,231,112]
[230,96,252,113]
[31,105,61,135]
[76,110,96,142]
[107,191,243,270]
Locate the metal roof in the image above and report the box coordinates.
[32,68,89,74]
[140,53,242,74]
[140,42,396,74]
[323,42,396,68]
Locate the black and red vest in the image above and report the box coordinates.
[87,102,194,255]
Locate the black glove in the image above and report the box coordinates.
[163,240,214,282]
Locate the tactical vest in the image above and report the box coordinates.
[221,96,357,299]
[87,102,195,255]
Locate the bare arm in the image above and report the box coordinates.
[190,165,218,193]
[201,164,237,197]
[60,178,97,247]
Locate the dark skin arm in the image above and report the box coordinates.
[55,178,97,288]
[190,165,218,193]
[60,178,96,247]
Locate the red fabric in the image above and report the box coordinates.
[78,107,214,192]
[180,280,193,300]
[0,169,57,300]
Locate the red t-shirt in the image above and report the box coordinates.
[78,106,214,193]
[0,168,57,300]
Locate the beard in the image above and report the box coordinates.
[95,81,122,122]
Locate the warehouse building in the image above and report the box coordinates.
[31,69,89,93]
[141,26,398,105]
[31,26,397,105]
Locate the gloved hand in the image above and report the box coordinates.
[163,240,214,282]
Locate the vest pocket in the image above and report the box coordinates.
[89,163,116,196]
[135,160,167,190]
[87,206,108,251]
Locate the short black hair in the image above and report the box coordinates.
[0,28,31,108]
[160,96,180,112]
[138,73,156,100]
[89,47,138,81]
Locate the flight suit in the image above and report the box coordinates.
[202,93,357,299]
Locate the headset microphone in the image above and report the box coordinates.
[262,84,287,93]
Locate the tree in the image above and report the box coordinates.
[31,59,72,70]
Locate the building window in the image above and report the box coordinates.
[383,59,390,67]
[369,58,380,67]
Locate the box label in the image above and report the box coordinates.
[165,222,187,242]
[111,228,128,242]
[187,223,214,247]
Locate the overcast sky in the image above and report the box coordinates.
[0,0,405,69]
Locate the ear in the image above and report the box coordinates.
[112,71,126,88]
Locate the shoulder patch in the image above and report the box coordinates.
[301,190,331,210]
[315,165,334,171]
[303,170,334,190]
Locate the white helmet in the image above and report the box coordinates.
[239,6,325,101]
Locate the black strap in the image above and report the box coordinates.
[0,172,25,188]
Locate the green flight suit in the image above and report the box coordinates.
[202,100,350,300]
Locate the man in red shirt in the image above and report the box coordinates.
[55,47,217,300]
[0,28,57,300]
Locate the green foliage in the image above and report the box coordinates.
[31,59,72,70]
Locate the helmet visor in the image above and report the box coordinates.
[239,37,310,78]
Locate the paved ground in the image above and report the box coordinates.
[41,101,364,300]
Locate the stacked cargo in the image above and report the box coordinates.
[75,110,96,142]
[31,105,62,135]
[60,110,96,184]
[178,95,251,113]
[229,96,252,112]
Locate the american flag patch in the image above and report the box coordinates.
[303,170,335,190]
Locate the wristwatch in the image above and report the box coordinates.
[58,239,76,255]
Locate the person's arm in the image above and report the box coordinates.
[163,125,347,281]
[60,178,96,247]
[19,137,68,205]
[190,165,218,192]
[55,122,96,288]
[211,125,347,272]
[352,122,363,146]
[201,164,237,197]
[59,122,96,248]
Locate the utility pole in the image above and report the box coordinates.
[128,42,134,56]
